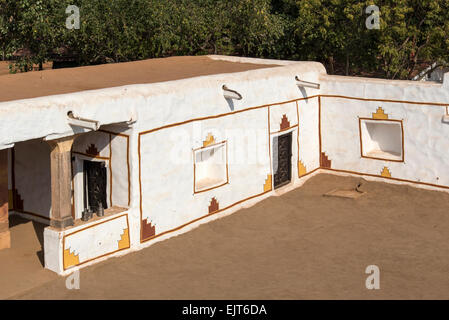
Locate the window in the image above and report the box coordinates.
[359,119,404,162]
[194,142,228,193]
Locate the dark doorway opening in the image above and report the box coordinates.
[273,132,292,189]
[83,160,108,213]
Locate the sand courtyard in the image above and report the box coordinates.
[2,173,449,300]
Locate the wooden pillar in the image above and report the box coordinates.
[48,136,75,229]
[0,149,10,250]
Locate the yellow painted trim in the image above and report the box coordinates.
[298,161,307,177]
[63,248,80,269]
[381,167,392,178]
[203,133,216,147]
[263,175,272,192]
[372,107,389,119]
[118,228,130,250]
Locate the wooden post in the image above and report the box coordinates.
[47,136,75,229]
[0,149,10,250]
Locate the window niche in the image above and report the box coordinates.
[359,118,404,162]
[194,141,228,193]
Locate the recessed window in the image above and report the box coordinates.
[360,119,404,162]
[194,142,228,193]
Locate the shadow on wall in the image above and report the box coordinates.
[33,221,45,267]
[298,86,308,101]
[225,98,235,111]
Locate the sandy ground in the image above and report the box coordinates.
[4,173,449,299]
[0,56,277,103]
[0,216,57,299]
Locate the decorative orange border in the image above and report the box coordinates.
[320,95,449,107]
[319,95,448,189]
[358,118,405,163]
[138,94,449,244]
[322,167,449,190]
[138,97,319,243]
[268,102,299,133]
[193,140,229,194]
[62,213,130,271]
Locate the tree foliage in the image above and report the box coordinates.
[0,0,448,79]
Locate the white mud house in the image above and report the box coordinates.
[0,56,448,275]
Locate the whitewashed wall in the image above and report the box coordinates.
[320,74,449,189]
[44,59,325,274]
[139,108,270,240]
[297,97,321,174]
[20,57,448,274]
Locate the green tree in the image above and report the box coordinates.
[0,1,20,60]
[276,0,379,75]
[10,0,60,71]
[1,0,447,79]
[376,0,449,79]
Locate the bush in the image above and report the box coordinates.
[1,0,448,79]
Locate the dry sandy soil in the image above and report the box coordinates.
[3,173,449,299]
[0,56,277,103]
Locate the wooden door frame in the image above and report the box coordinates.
[72,154,110,220]
[271,130,293,190]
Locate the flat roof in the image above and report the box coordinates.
[0,56,279,103]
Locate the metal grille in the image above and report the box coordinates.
[273,132,292,189]
[84,160,108,212]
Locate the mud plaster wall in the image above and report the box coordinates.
[131,64,322,245]
[137,94,321,243]
[320,76,449,188]
[139,108,269,241]
[37,58,449,274]
[62,213,130,270]
[297,98,320,174]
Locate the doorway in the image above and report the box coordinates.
[83,160,108,213]
[273,132,292,189]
